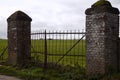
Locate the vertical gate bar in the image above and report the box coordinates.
[61,31,63,65]
[35,34,36,63]
[77,30,79,64]
[36,33,38,63]
[33,35,36,63]
[56,30,57,65]
[58,31,60,64]
[82,30,83,68]
[42,30,45,62]
[65,30,69,63]
[37,32,38,61]
[40,31,41,53]
[41,30,45,62]
[44,30,47,69]
[55,30,58,65]
[48,30,50,67]
[64,31,66,65]
[39,31,41,61]
[70,30,72,65]
[38,31,40,53]
[54,30,55,66]
[49,31,55,67]
[53,30,54,65]
[35,33,36,54]
[74,30,76,66]
[59,31,62,65]
[32,34,33,61]
[36,32,37,54]
[63,31,65,65]
[53,30,57,62]
[40,31,42,55]
[78,30,80,65]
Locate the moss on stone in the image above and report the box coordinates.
[92,0,112,8]
[85,0,119,15]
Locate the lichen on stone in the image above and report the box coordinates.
[92,0,112,8]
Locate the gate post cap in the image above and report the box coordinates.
[85,0,119,15]
[7,10,32,22]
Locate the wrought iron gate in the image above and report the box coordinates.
[31,30,86,69]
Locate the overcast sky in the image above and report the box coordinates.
[0,0,120,38]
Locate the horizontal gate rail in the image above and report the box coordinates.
[31,32,86,35]
[31,52,85,56]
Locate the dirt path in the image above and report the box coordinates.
[0,75,22,80]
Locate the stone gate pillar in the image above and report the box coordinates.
[85,0,119,75]
[7,11,32,65]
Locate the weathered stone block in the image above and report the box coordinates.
[7,11,32,65]
[85,0,119,76]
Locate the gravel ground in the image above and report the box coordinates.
[0,75,22,80]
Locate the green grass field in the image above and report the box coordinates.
[0,39,86,67]
[31,39,86,67]
[0,39,8,62]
